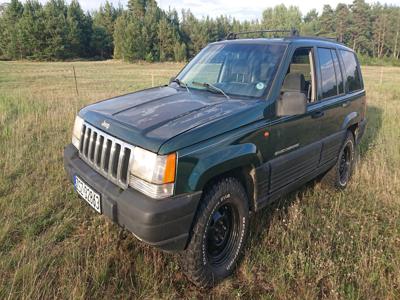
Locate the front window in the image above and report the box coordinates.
[177,43,286,98]
[281,47,316,103]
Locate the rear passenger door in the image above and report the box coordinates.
[314,47,363,167]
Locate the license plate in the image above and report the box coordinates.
[74,176,102,213]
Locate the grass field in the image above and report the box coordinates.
[0,60,399,299]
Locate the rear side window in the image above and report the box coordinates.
[317,48,337,99]
[340,50,362,92]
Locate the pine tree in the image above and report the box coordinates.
[142,0,160,61]
[302,9,320,36]
[93,1,120,58]
[125,14,144,61]
[174,41,186,61]
[262,5,302,32]
[391,8,400,59]
[91,24,112,58]
[181,9,207,58]
[66,0,92,58]
[113,12,144,61]
[17,0,45,59]
[113,13,128,60]
[158,16,176,61]
[43,0,72,60]
[128,0,145,19]
[0,0,24,59]
[319,5,336,37]
[350,0,372,54]
[94,1,118,35]
[336,4,350,43]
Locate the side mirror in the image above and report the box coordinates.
[276,92,307,117]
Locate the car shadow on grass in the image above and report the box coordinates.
[358,105,383,159]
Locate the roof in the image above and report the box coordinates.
[212,36,353,52]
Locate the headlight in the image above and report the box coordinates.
[71,115,84,149]
[129,147,176,199]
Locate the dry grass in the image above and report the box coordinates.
[0,60,399,299]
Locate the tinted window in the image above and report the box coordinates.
[331,50,344,94]
[317,48,337,99]
[340,50,362,92]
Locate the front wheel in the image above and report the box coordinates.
[179,177,249,288]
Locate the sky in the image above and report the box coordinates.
[14,0,400,20]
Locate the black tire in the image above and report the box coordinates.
[179,177,250,288]
[321,131,356,189]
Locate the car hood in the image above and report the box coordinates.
[80,86,265,153]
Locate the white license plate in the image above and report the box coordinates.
[74,176,102,213]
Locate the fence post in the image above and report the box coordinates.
[73,66,79,96]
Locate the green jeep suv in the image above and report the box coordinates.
[64,30,367,287]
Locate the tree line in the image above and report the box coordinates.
[0,0,399,62]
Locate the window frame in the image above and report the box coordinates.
[280,46,318,105]
[316,47,345,101]
[331,49,345,96]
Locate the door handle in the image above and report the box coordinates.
[311,111,325,119]
[342,101,350,108]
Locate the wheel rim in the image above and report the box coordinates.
[206,202,240,267]
[339,142,352,186]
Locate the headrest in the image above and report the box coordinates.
[231,59,248,74]
[281,73,305,93]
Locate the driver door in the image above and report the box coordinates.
[266,46,323,193]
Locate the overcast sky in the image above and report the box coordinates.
[15,0,400,20]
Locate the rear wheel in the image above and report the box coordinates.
[179,177,249,288]
[321,131,355,189]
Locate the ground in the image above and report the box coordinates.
[0,60,399,299]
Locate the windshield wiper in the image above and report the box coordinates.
[192,81,230,99]
[171,78,191,94]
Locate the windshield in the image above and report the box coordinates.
[177,43,286,98]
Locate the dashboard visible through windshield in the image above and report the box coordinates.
[177,43,287,98]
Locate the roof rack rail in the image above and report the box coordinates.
[225,28,299,40]
[290,35,339,42]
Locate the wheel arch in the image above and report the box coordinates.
[341,111,361,142]
[188,143,261,212]
[201,165,257,212]
[341,111,359,130]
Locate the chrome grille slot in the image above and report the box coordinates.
[79,122,135,189]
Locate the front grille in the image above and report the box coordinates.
[79,122,135,189]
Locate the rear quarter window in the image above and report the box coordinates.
[340,50,362,92]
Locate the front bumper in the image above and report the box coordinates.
[64,144,201,252]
